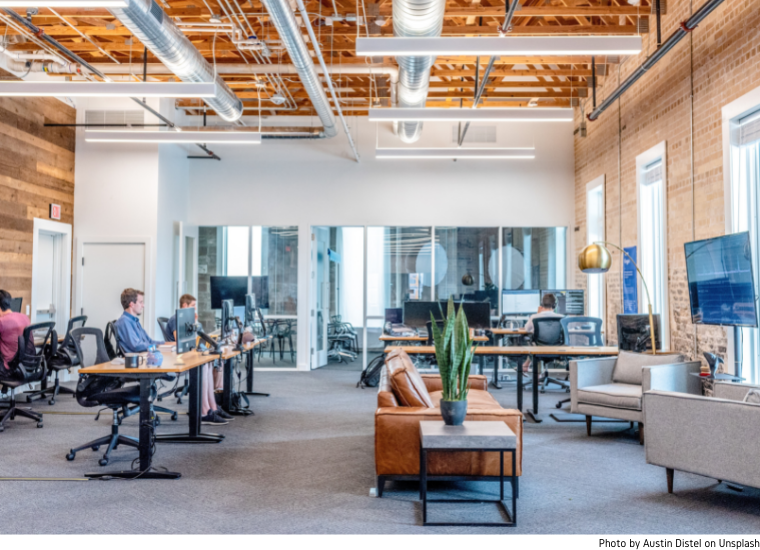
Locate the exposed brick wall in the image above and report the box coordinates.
[574,0,759,362]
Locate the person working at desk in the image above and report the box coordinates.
[166,293,231,425]
[115,288,164,353]
[0,290,30,372]
[522,292,564,372]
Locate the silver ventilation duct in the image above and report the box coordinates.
[393,0,446,143]
[260,0,337,138]
[108,0,243,122]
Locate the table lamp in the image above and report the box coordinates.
[578,241,657,355]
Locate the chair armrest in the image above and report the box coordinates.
[642,361,702,394]
[643,390,760,488]
[570,357,616,413]
[421,374,488,393]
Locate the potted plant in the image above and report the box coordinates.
[430,298,477,426]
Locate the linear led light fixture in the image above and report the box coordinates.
[356,36,642,57]
[0,0,127,5]
[85,129,262,144]
[369,108,573,122]
[0,82,216,98]
[376,148,535,160]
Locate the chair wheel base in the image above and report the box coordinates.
[37,422,43,428]
[99,458,109,466]
[66,452,75,461]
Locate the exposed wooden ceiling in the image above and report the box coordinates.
[0,0,653,117]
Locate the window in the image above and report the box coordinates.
[586,176,605,323]
[637,143,670,349]
[225,226,249,276]
[730,109,760,384]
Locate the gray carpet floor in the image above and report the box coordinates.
[1,368,760,534]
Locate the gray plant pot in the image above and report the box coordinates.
[440,400,467,426]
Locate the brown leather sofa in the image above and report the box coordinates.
[375,349,523,496]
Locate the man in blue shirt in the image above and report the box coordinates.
[115,288,164,353]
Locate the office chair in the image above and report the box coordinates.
[157,317,172,342]
[554,316,604,408]
[26,315,87,405]
[104,320,121,361]
[156,317,191,404]
[66,327,141,466]
[0,322,55,432]
[530,317,569,393]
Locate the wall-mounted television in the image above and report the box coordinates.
[684,231,758,328]
[210,276,248,309]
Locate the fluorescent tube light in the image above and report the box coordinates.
[369,107,573,122]
[0,82,216,98]
[376,148,535,160]
[85,129,262,144]
[356,36,642,57]
[0,0,128,6]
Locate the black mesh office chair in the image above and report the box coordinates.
[157,317,172,342]
[26,315,87,405]
[0,322,55,432]
[66,327,141,466]
[531,317,569,393]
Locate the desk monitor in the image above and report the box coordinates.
[439,301,491,329]
[541,289,585,316]
[210,276,248,309]
[501,290,541,315]
[251,276,270,310]
[385,307,402,324]
[9,297,22,313]
[617,313,662,352]
[175,307,197,354]
[403,301,444,328]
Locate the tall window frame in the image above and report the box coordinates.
[586,175,606,325]
[636,142,670,350]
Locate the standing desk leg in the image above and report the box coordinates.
[155,365,224,443]
[87,377,181,479]
[244,348,269,397]
[223,356,253,416]
[526,356,542,423]
[516,356,523,412]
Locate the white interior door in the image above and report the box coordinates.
[81,243,145,333]
[35,232,58,325]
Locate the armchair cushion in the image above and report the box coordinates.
[577,383,642,410]
[385,349,433,408]
[612,351,685,386]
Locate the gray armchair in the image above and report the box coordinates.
[644,382,760,493]
[570,351,701,443]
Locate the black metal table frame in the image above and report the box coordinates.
[420,447,517,527]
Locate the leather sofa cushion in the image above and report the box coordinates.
[429,390,501,410]
[385,349,433,408]
[612,350,685,386]
[577,383,642,410]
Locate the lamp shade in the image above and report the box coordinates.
[578,243,612,273]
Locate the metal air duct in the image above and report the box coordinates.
[109,0,243,122]
[260,0,337,138]
[393,0,446,142]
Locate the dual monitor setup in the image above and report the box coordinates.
[502,289,585,316]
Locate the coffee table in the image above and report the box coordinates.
[419,421,517,527]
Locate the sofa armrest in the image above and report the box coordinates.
[714,381,760,402]
[642,361,702,395]
[375,407,523,477]
[421,374,488,393]
[570,358,616,413]
[643,390,760,488]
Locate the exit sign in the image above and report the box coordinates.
[49,204,61,220]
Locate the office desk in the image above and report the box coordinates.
[33,334,65,347]
[379,331,489,347]
[79,350,220,479]
[218,339,266,415]
[487,329,529,389]
[385,346,618,423]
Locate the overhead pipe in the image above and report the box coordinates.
[393,0,446,142]
[108,0,243,122]
[260,0,337,138]
[588,0,725,121]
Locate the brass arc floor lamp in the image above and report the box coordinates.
[578,241,657,355]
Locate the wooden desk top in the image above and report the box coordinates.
[385,345,619,356]
[80,350,218,375]
[379,330,489,343]
[489,328,529,336]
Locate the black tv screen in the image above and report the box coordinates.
[210,276,248,309]
[684,232,758,328]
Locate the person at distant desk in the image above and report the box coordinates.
[166,293,231,425]
[0,289,30,373]
[115,288,164,353]
[522,293,564,372]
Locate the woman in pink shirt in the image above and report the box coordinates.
[0,290,31,371]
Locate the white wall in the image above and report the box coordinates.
[185,117,576,369]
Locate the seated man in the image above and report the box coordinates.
[114,288,164,353]
[522,292,564,372]
[0,290,30,373]
[166,294,231,425]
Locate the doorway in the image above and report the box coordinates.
[31,219,72,334]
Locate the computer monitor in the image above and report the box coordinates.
[175,307,197,354]
[403,301,444,328]
[221,299,235,339]
[9,297,22,313]
[541,290,585,316]
[245,293,257,326]
[210,276,248,309]
[617,314,662,352]
[439,301,491,329]
[251,276,270,310]
[501,290,541,315]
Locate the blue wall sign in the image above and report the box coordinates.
[623,246,639,314]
